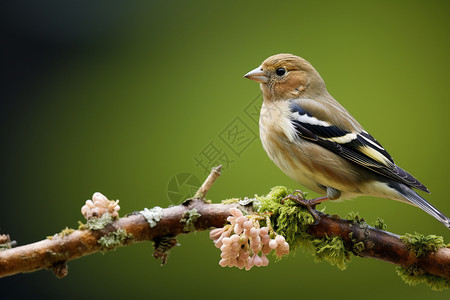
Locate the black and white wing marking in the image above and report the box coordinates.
[289,101,430,193]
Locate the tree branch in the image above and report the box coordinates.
[0,167,448,281]
[0,199,233,278]
[310,212,450,278]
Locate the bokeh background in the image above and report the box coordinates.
[1,0,449,298]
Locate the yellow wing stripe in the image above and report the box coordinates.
[359,146,393,167]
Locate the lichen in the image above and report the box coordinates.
[98,228,133,252]
[353,241,365,254]
[180,208,201,232]
[222,198,240,204]
[400,232,447,258]
[373,217,387,231]
[140,207,164,228]
[238,197,256,206]
[396,266,449,291]
[79,213,113,231]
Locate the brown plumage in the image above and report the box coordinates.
[244,53,450,228]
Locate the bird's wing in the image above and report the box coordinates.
[289,101,430,193]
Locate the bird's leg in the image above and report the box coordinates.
[326,187,341,200]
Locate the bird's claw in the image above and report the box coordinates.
[293,189,305,199]
[281,189,305,204]
[282,193,320,221]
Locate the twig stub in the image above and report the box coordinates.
[194,165,222,199]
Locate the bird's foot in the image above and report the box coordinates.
[281,189,305,204]
[282,192,328,222]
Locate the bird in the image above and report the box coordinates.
[244,53,450,229]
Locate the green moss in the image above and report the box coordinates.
[47,227,76,240]
[313,236,351,270]
[373,217,387,231]
[98,228,133,251]
[345,211,369,229]
[180,208,201,232]
[79,213,114,231]
[254,186,447,290]
[256,186,314,249]
[345,211,363,223]
[400,232,447,258]
[59,227,75,237]
[255,186,350,270]
[396,266,449,291]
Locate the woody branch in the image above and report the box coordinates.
[0,166,448,280]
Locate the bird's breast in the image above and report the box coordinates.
[259,101,322,193]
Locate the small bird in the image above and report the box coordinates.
[244,53,450,229]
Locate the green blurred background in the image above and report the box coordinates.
[1,0,449,298]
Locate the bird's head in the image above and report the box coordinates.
[244,53,328,101]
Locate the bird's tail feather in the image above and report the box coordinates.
[390,182,450,229]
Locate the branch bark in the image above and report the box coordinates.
[310,212,450,278]
[0,200,233,278]
[0,167,448,279]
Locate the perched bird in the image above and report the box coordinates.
[244,53,450,229]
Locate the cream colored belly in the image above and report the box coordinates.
[260,132,326,194]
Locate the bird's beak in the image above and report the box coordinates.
[244,66,268,83]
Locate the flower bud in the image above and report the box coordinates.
[253,254,263,267]
[269,239,278,249]
[261,254,269,266]
[275,235,285,244]
[236,216,247,225]
[229,207,243,217]
[230,234,240,243]
[234,224,243,235]
[259,227,269,236]
[219,259,229,267]
[243,221,253,230]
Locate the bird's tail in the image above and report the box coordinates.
[390,182,450,229]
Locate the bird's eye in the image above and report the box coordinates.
[276,68,286,76]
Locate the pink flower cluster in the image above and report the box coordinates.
[81,192,120,220]
[210,207,289,270]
